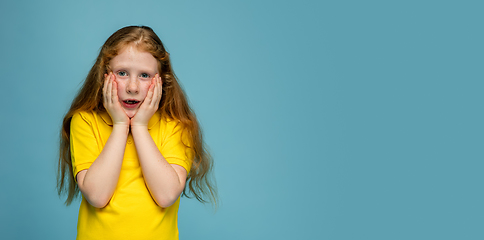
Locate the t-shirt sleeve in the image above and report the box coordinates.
[160,122,193,174]
[70,112,100,182]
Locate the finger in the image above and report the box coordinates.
[154,75,162,107]
[145,78,155,106]
[158,75,162,97]
[103,73,109,104]
[150,75,157,108]
[106,74,113,104]
[109,73,116,104]
[151,74,161,108]
[112,77,119,104]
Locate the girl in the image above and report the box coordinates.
[57,26,216,240]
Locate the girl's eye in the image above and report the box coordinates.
[117,71,127,77]
[140,73,150,78]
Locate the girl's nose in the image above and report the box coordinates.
[126,77,139,94]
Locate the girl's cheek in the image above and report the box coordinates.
[142,82,152,97]
[116,82,125,92]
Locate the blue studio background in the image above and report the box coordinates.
[1,0,483,239]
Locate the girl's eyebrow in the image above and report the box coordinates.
[111,66,156,73]
[111,64,157,72]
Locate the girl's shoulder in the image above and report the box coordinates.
[71,110,107,126]
[159,113,185,130]
[73,110,99,118]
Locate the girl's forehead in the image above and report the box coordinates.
[117,44,151,56]
[110,45,158,70]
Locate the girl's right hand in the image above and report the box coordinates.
[103,73,130,126]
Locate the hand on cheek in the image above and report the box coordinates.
[103,73,130,126]
[131,74,162,127]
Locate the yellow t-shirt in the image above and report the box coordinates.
[70,110,192,240]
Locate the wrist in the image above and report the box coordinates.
[130,124,149,131]
[112,123,130,134]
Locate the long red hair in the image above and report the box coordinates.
[57,26,217,206]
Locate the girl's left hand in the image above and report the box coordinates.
[131,74,162,127]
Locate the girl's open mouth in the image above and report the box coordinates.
[122,100,140,108]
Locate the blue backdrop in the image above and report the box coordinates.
[1,0,483,239]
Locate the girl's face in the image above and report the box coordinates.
[109,45,159,118]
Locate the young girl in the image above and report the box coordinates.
[57,26,216,240]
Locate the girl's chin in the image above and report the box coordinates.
[125,109,138,118]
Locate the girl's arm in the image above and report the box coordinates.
[131,76,187,208]
[131,126,188,208]
[77,74,130,208]
[76,125,128,208]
